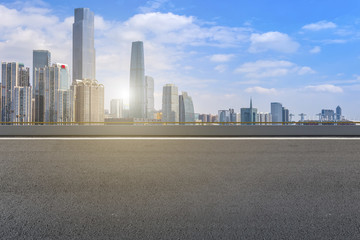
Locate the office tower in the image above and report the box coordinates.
[110,99,123,118]
[73,79,104,123]
[241,98,258,125]
[218,109,236,123]
[179,92,195,123]
[33,50,51,90]
[34,64,71,123]
[129,41,146,118]
[282,107,289,124]
[1,62,32,124]
[271,102,283,124]
[162,84,179,122]
[73,8,96,82]
[218,110,230,123]
[336,106,342,121]
[145,76,155,119]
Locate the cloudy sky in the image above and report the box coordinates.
[0,0,360,120]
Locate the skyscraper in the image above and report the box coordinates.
[162,84,179,122]
[271,102,283,124]
[179,92,195,123]
[145,76,155,119]
[73,8,96,82]
[282,107,289,124]
[72,8,104,123]
[1,62,32,124]
[336,106,342,121]
[110,99,123,118]
[129,41,146,118]
[241,98,258,125]
[33,50,51,91]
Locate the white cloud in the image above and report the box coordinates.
[235,60,314,78]
[298,66,316,75]
[249,32,299,53]
[138,0,169,13]
[245,86,277,94]
[305,84,343,93]
[214,64,227,73]
[210,54,235,62]
[310,46,321,54]
[302,21,337,31]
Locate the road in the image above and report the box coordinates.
[1,138,360,239]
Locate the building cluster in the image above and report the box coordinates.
[0,8,104,125]
[107,41,195,124]
[197,100,347,125]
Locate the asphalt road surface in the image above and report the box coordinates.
[1,138,360,239]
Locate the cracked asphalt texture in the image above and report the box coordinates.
[1,138,360,239]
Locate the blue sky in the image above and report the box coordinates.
[0,0,360,120]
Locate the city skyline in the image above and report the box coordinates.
[0,1,359,119]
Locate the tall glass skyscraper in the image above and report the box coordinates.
[73,8,96,81]
[271,102,283,124]
[129,41,146,118]
[179,92,195,123]
[33,50,51,92]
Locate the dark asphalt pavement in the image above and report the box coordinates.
[1,138,360,239]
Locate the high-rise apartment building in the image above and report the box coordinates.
[145,76,155,119]
[179,92,195,123]
[73,8,96,81]
[258,112,272,125]
[271,102,283,124]
[129,41,146,118]
[34,64,71,123]
[1,62,32,124]
[73,79,104,123]
[162,84,179,122]
[110,99,123,118]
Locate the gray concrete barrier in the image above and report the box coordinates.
[1,125,360,136]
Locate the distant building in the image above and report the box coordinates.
[73,79,104,123]
[33,50,51,93]
[321,109,335,121]
[145,76,155,119]
[162,84,179,122]
[336,106,342,121]
[282,107,289,124]
[110,99,123,118]
[218,110,230,123]
[218,109,236,124]
[34,64,71,123]
[241,99,257,125]
[129,41,146,118]
[73,8,96,81]
[179,92,195,123]
[258,112,272,125]
[1,62,32,124]
[271,102,283,124]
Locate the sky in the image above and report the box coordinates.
[0,0,360,120]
